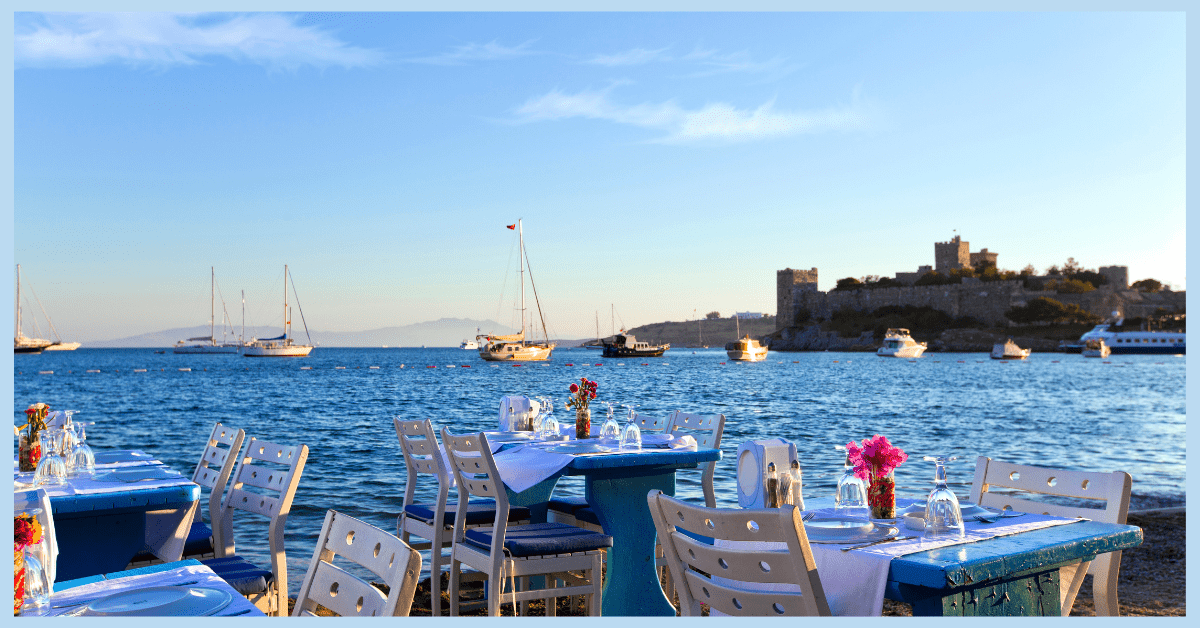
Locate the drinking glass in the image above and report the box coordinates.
[69,421,96,478]
[33,430,67,488]
[923,455,965,540]
[532,397,548,437]
[833,446,869,519]
[619,404,642,451]
[598,402,621,443]
[543,412,561,441]
[21,543,51,615]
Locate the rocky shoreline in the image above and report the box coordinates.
[767,326,1073,353]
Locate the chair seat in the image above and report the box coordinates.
[130,520,214,563]
[464,522,613,558]
[404,500,531,527]
[201,555,274,596]
[547,496,589,515]
[573,507,602,527]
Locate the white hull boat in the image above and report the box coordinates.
[1081,338,1111,358]
[1076,323,1185,355]
[991,338,1031,360]
[478,220,556,362]
[43,342,82,351]
[243,265,314,358]
[15,264,79,353]
[176,268,245,354]
[877,328,927,358]
[460,339,479,350]
[725,335,768,361]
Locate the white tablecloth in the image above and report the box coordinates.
[44,562,263,616]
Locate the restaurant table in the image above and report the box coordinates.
[499,446,722,617]
[46,559,264,616]
[14,450,201,582]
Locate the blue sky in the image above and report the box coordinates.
[12,11,1186,342]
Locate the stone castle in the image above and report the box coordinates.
[776,237,1181,330]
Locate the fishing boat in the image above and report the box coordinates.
[990,338,1031,360]
[602,333,669,358]
[14,264,73,354]
[243,265,314,357]
[877,328,927,358]
[175,268,241,354]
[725,315,767,361]
[478,221,556,361]
[1081,338,1111,359]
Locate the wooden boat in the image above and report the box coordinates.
[602,333,669,358]
[991,338,1031,360]
[477,220,556,361]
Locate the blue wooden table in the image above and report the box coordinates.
[503,447,722,617]
[885,519,1142,615]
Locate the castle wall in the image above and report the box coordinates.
[776,268,818,330]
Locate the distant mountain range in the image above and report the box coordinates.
[86,318,542,348]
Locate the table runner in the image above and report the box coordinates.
[712,500,1086,616]
[45,562,263,616]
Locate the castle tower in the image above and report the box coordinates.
[934,236,971,273]
[777,268,818,330]
[1099,266,1129,289]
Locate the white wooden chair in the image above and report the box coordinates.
[292,510,422,617]
[648,489,831,616]
[201,437,308,616]
[665,411,726,508]
[969,456,1132,616]
[442,428,611,616]
[394,418,529,614]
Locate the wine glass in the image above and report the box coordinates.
[33,429,68,488]
[923,455,965,540]
[619,404,642,451]
[69,421,96,478]
[17,508,51,616]
[531,397,548,437]
[833,445,869,519]
[598,402,621,443]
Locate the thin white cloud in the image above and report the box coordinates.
[513,86,870,144]
[681,46,800,81]
[15,12,383,70]
[403,40,537,65]
[585,47,671,67]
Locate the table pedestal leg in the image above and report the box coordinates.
[585,469,677,617]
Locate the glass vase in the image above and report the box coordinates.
[867,471,896,519]
[18,430,42,473]
[575,407,591,439]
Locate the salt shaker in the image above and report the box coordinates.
[788,460,805,510]
[765,462,781,508]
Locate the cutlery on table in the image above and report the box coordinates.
[841,535,917,552]
[801,512,817,522]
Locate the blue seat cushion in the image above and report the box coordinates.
[130,520,214,563]
[573,507,602,527]
[547,496,589,514]
[200,555,273,596]
[404,500,530,527]
[464,522,612,558]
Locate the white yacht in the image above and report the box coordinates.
[725,335,768,361]
[243,265,314,358]
[14,264,78,353]
[460,339,479,350]
[991,338,1031,360]
[1081,338,1111,359]
[1076,323,1185,355]
[175,268,243,354]
[477,220,556,362]
[877,328,927,358]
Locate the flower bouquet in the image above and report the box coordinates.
[846,435,908,519]
[566,377,598,439]
[14,513,43,615]
[17,404,50,473]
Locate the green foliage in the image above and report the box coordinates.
[914,271,957,286]
[1047,278,1096,294]
[833,277,864,292]
[705,311,720,320]
[1131,278,1163,293]
[826,305,980,339]
[1005,297,1100,325]
[949,267,977,280]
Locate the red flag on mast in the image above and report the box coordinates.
[506,224,516,230]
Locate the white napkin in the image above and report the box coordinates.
[46,562,262,617]
[489,445,573,493]
[44,411,69,428]
[15,488,58,585]
[498,396,540,430]
[669,434,698,450]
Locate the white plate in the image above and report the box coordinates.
[803,515,876,541]
[73,586,233,617]
[900,501,994,519]
[807,522,901,545]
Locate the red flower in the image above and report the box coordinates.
[569,383,579,393]
[589,391,596,399]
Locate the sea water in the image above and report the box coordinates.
[14,347,1186,591]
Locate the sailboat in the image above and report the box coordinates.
[175,267,241,354]
[15,265,78,353]
[582,312,603,349]
[243,265,314,357]
[477,220,556,361]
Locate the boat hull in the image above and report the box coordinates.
[602,346,668,358]
[43,342,82,351]
[877,346,926,358]
[14,345,45,354]
[478,342,554,361]
[243,344,313,357]
[726,348,768,361]
[174,345,240,354]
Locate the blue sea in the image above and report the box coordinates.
[14,347,1186,591]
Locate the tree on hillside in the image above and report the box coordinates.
[834,277,864,291]
[1006,298,1100,325]
[1046,278,1096,294]
[705,311,720,320]
[1131,278,1163,293]
[914,271,956,286]
[1020,264,1037,277]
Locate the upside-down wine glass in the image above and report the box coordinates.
[619,404,642,451]
[833,445,869,519]
[17,507,51,616]
[69,420,96,478]
[531,397,548,437]
[33,429,67,488]
[923,455,965,540]
[598,402,621,443]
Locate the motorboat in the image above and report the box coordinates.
[460,339,479,350]
[477,220,556,362]
[243,265,314,357]
[602,333,669,358]
[991,338,1031,360]
[1081,338,1111,358]
[725,335,768,361]
[877,328,927,358]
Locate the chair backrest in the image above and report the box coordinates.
[648,490,830,617]
[441,429,510,564]
[215,437,309,599]
[968,456,1131,524]
[15,488,57,584]
[292,510,422,617]
[394,418,450,512]
[631,411,671,433]
[667,411,727,507]
[192,422,246,540]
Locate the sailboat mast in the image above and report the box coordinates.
[518,220,526,341]
[210,267,215,346]
[15,264,20,340]
[283,265,289,339]
[241,290,245,344]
